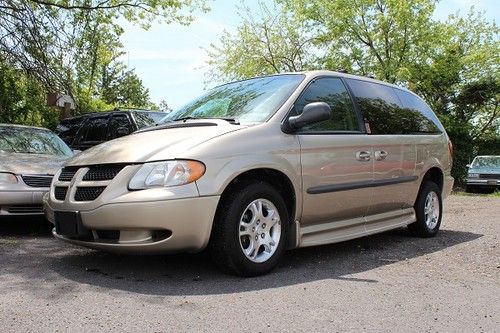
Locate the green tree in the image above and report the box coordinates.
[103,70,151,107]
[206,2,315,82]
[206,1,499,185]
[283,0,440,82]
[0,59,58,129]
[0,0,208,113]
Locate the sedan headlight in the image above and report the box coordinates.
[468,173,479,178]
[129,160,205,190]
[0,172,18,184]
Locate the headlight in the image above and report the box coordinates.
[0,172,18,184]
[468,173,479,178]
[129,160,205,190]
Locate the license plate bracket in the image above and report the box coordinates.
[54,211,90,238]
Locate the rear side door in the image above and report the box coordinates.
[295,77,373,230]
[345,79,417,222]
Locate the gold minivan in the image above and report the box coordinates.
[45,71,454,276]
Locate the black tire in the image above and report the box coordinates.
[408,180,442,238]
[465,185,476,193]
[208,181,289,277]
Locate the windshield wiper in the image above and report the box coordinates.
[172,116,240,125]
[173,116,199,122]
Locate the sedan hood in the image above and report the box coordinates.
[67,121,246,166]
[0,152,68,175]
[469,167,500,174]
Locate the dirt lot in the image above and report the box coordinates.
[0,195,499,332]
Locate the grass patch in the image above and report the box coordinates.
[452,190,500,197]
[0,238,19,246]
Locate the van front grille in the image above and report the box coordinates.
[74,187,106,201]
[54,164,126,202]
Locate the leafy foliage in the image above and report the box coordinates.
[205,2,315,83]
[206,0,499,185]
[0,60,58,129]
[0,0,206,121]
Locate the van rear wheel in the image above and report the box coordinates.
[209,181,289,276]
[408,181,442,237]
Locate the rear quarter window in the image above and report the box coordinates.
[394,89,443,133]
[133,112,166,129]
[346,79,441,134]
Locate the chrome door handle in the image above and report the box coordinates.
[375,150,388,161]
[356,151,371,161]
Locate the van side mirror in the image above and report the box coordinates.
[466,164,471,168]
[116,127,130,137]
[282,102,332,133]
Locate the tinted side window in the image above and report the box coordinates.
[294,78,359,132]
[133,112,165,129]
[108,114,132,139]
[346,79,404,134]
[56,117,86,144]
[79,117,108,142]
[394,89,442,133]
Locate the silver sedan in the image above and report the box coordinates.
[0,124,74,216]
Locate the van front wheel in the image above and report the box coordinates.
[209,181,289,276]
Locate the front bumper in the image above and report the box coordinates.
[46,195,220,254]
[0,190,47,216]
[466,178,500,188]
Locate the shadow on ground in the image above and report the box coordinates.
[0,216,52,236]
[0,219,482,297]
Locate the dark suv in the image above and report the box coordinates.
[55,109,166,150]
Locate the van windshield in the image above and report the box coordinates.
[159,74,304,124]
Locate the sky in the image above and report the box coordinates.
[119,0,499,110]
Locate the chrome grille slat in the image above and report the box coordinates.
[21,175,53,188]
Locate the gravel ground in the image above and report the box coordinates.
[0,195,499,332]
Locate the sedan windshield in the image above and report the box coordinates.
[159,74,304,124]
[471,156,500,168]
[0,126,73,156]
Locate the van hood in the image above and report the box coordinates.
[66,121,246,166]
[0,152,68,175]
